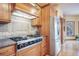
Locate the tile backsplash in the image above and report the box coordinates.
[0,13,37,39]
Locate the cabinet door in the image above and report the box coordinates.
[24,44,41,56]
[0,4,3,20]
[0,4,11,23]
[16,3,39,16]
[32,8,41,26]
[32,18,40,26]
[41,37,48,56]
[40,5,50,55]
[2,4,11,22]
[0,45,16,56]
[41,46,48,56]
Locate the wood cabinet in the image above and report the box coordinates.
[40,5,50,55]
[32,4,50,55]
[0,4,11,23]
[17,43,41,56]
[32,5,41,26]
[32,17,41,26]
[41,37,48,56]
[15,3,39,17]
[0,45,16,56]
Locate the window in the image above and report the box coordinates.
[66,21,75,36]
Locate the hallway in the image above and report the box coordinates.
[58,40,79,56]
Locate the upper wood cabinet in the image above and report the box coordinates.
[32,18,40,26]
[15,3,40,17]
[32,5,41,26]
[32,11,41,26]
[15,3,41,26]
[0,4,11,23]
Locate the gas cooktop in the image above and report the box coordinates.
[9,36,43,51]
[9,35,41,42]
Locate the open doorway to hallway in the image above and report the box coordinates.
[50,3,79,56]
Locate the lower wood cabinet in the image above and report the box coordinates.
[41,46,48,56]
[0,45,16,56]
[16,43,41,56]
[0,39,48,56]
[41,37,48,56]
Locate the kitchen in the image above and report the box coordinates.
[1,2,79,59]
[0,3,49,56]
[0,3,65,56]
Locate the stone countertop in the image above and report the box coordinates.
[0,39,16,48]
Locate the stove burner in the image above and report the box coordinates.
[9,37,27,42]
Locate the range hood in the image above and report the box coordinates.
[12,10,37,20]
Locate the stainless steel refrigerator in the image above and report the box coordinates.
[50,16,61,56]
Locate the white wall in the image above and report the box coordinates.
[64,16,79,40]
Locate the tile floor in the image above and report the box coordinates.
[58,40,79,56]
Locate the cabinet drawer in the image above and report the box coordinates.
[0,45,16,56]
[24,46,40,56]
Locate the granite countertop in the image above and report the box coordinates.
[0,39,16,48]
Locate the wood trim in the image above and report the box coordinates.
[36,3,50,8]
[11,3,16,12]
[35,3,41,9]
[0,20,11,24]
[24,3,39,10]
[35,3,42,8]
[42,4,50,8]
[60,17,63,44]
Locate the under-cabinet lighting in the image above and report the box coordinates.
[11,15,31,23]
[12,10,36,20]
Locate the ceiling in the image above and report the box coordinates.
[59,3,79,16]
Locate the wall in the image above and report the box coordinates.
[64,15,79,40]
[0,13,37,39]
[50,4,64,17]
